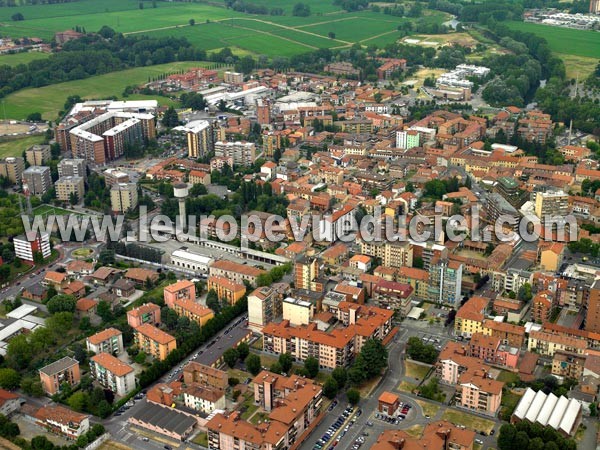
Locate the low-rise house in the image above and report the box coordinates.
[63,280,86,298]
[43,271,67,290]
[371,421,475,450]
[182,383,225,413]
[34,405,89,440]
[21,284,48,302]
[111,279,136,298]
[75,298,97,318]
[125,268,159,287]
[0,389,22,417]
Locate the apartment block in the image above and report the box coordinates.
[89,352,135,396]
[103,168,129,186]
[454,296,489,338]
[55,176,85,202]
[527,330,587,357]
[182,383,225,413]
[86,327,124,355]
[295,256,323,292]
[247,285,285,332]
[127,302,161,328]
[172,298,214,327]
[110,182,138,213]
[25,144,51,166]
[133,324,177,361]
[57,158,86,180]
[0,157,25,184]
[282,297,313,326]
[428,259,463,307]
[552,350,586,379]
[164,280,196,308]
[534,190,568,220]
[179,120,213,159]
[372,421,475,450]
[373,280,414,316]
[585,279,600,333]
[214,140,256,166]
[437,342,490,385]
[183,361,228,390]
[208,259,266,286]
[456,373,503,416]
[207,275,246,305]
[396,129,420,150]
[359,240,413,269]
[13,231,51,262]
[39,356,80,395]
[22,165,52,195]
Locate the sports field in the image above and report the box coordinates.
[2,61,207,120]
[0,51,49,67]
[505,21,600,58]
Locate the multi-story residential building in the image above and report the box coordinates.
[182,383,225,413]
[359,240,413,269]
[467,333,519,369]
[103,168,129,186]
[183,362,228,390]
[55,176,85,202]
[485,192,520,233]
[317,204,356,242]
[532,291,553,323]
[373,280,414,316]
[172,298,214,327]
[214,141,256,166]
[0,157,25,184]
[454,296,489,338]
[57,158,86,179]
[263,302,393,369]
[207,276,246,305]
[428,259,463,307]
[164,280,195,308]
[585,279,600,333]
[189,169,211,185]
[13,231,51,263]
[34,405,89,440]
[437,341,491,385]
[86,327,124,355]
[527,330,587,357]
[282,297,313,326]
[371,421,475,450]
[127,302,161,328]
[396,130,420,150]
[133,324,177,361]
[39,357,80,395]
[534,190,568,220]
[517,110,552,144]
[178,120,213,159]
[552,351,586,379]
[207,371,322,450]
[0,389,22,417]
[256,98,271,125]
[89,352,136,396]
[110,182,138,213]
[247,285,285,332]
[22,166,52,195]
[209,259,266,286]
[25,144,51,166]
[456,373,503,416]
[481,320,526,348]
[295,256,323,292]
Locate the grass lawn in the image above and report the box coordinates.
[496,370,519,385]
[2,61,207,120]
[251,336,263,350]
[227,367,252,382]
[32,204,83,218]
[402,424,424,438]
[398,381,417,393]
[505,21,600,58]
[0,52,50,67]
[415,399,440,417]
[192,432,208,447]
[0,135,45,158]
[72,247,94,258]
[500,390,522,419]
[404,361,431,380]
[441,409,495,434]
[555,52,599,80]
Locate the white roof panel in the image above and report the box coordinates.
[6,304,37,319]
[548,395,570,429]
[525,390,547,423]
[535,393,558,426]
[513,388,536,420]
[558,398,581,435]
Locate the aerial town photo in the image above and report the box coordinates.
[0,0,598,449]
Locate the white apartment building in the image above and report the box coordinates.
[89,352,136,396]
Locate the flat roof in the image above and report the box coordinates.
[171,249,214,265]
[195,326,251,367]
[6,304,37,319]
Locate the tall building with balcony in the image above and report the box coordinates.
[133,324,177,361]
[534,190,568,220]
[127,302,161,328]
[163,280,195,308]
[55,176,85,202]
[247,285,285,332]
[25,144,51,166]
[89,353,135,396]
[22,166,52,195]
[86,328,124,355]
[58,158,86,180]
[39,357,80,395]
[428,259,463,307]
[0,157,25,184]
[13,231,51,263]
[110,182,138,213]
[178,120,213,159]
[214,140,256,166]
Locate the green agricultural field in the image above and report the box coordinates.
[226,33,314,57]
[0,134,45,158]
[505,21,600,58]
[2,61,208,120]
[0,51,49,67]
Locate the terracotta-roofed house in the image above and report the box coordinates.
[134,324,177,361]
[86,327,124,355]
[89,353,135,396]
[34,404,89,439]
[127,302,161,328]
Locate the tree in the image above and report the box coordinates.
[328,31,336,39]
[189,18,195,26]
[217,99,228,112]
[323,376,338,399]
[26,112,42,122]
[11,12,24,21]
[292,2,311,16]
[245,353,261,376]
[360,339,388,378]
[346,388,360,405]
[68,391,88,412]
[69,191,79,205]
[304,356,319,378]
[47,294,76,314]
[228,377,240,387]
[497,424,517,450]
[0,369,20,390]
[332,367,347,388]
[46,312,74,336]
[134,352,147,364]
[278,353,293,373]
[223,348,239,368]
[206,289,221,313]
[96,300,113,322]
[237,342,249,361]
[161,106,180,128]
[270,361,283,374]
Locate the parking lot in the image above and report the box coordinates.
[313,405,363,450]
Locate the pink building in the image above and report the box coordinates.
[468,332,519,369]
[126,302,161,328]
[457,373,503,416]
[164,280,195,308]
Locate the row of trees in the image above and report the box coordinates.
[497,422,577,450]
[406,336,439,364]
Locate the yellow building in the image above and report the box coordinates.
[534,190,568,220]
[133,323,177,361]
[55,176,85,202]
[282,297,313,326]
[110,183,138,213]
[454,296,489,338]
[173,298,214,326]
[207,276,246,305]
[540,243,565,272]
